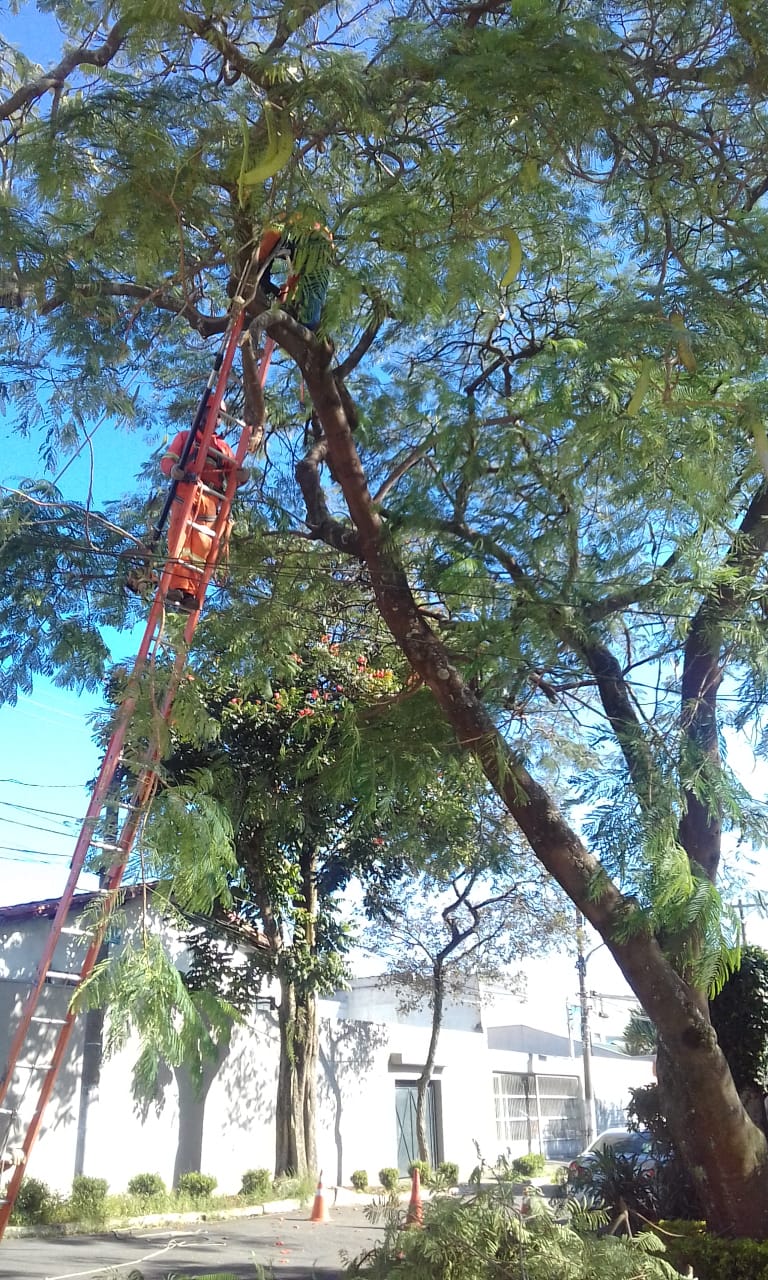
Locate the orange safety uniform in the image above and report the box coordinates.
[160,427,236,601]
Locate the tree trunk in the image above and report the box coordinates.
[416,962,444,1164]
[275,973,318,1177]
[274,844,320,1178]
[277,330,768,1237]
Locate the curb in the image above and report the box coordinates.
[3,1185,429,1238]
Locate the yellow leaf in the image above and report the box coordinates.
[669,310,696,372]
[499,228,522,288]
[520,157,539,190]
[238,105,293,203]
[626,360,652,417]
[751,419,768,483]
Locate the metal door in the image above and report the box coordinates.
[395,1080,438,1174]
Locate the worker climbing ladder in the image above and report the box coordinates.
[0,292,280,1238]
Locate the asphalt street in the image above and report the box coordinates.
[0,1205,385,1279]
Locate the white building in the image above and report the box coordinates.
[0,891,654,1195]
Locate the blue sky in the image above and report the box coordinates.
[0,0,167,906]
[2,2,768,1032]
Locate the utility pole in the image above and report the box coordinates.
[575,912,597,1145]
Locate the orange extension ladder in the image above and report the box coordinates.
[0,297,280,1237]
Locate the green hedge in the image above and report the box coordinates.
[658,1222,768,1280]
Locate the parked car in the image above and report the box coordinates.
[566,1128,659,1188]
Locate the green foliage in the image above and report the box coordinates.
[70,1176,109,1223]
[710,945,768,1092]
[9,1177,57,1225]
[659,1224,768,1280]
[624,1009,657,1057]
[408,1160,431,1185]
[126,1172,166,1199]
[511,1153,546,1179]
[358,1183,680,1279]
[240,1168,272,1199]
[177,1171,217,1199]
[8,0,768,1233]
[351,1169,369,1191]
[567,1148,658,1223]
[72,931,238,1100]
[378,1168,400,1192]
[435,1161,459,1187]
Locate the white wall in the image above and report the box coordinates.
[0,901,655,1196]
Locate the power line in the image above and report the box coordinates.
[0,799,83,821]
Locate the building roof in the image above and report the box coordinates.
[0,885,148,923]
[487,1023,650,1060]
[0,886,270,951]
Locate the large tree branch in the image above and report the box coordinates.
[576,633,658,810]
[267,321,768,1197]
[334,313,385,380]
[295,436,362,556]
[41,280,228,337]
[679,483,768,877]
[0,19,131,123]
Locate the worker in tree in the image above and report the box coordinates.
[159,403,247,614]
[257,216,333,332]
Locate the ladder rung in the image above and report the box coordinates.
[0,1107,13,1114]
[187,521,216,537]
[18,1063,53,1072]
[199,482,227,499]
[89,840,122,852]
[31,1017,68,1026]
[45,971,80,984]
[60,927,93,937]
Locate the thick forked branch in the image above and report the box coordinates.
[40,282,228,338]
[577,633,658,810]
[295,437,362,556]
[271,315,626,930]
[267,317,768,1211]
[180,0,336,84]
[0,20,130,123]
[679,483,768,879]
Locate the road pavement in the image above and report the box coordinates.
[0,1205,384,1279]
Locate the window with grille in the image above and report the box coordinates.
[493,1072,582,1156]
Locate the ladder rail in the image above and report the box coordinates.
[0,298,272,1237]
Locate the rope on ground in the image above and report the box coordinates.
[43,1229,207,1279]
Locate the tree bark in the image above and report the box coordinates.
[271,324,768,1237]
[275,974,318,1177]
[241,835,320,1179]
[416,962,444,1164]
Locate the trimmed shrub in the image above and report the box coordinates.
[177,1171,217,1199]
[240,1168,272,1199]
[351,1169,368,1192]
[436,1160,459,1186]
[408,1159,431,1185]
[11,1177,55,1224]
[127,1172,166,1199]
[70,1175,109,1223]
[511,1153,547,1179]
[378,1167,400,1192]
[658,1223,768,1280]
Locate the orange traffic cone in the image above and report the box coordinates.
[309,1171,329,1223]
[405,1166,423,1228]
